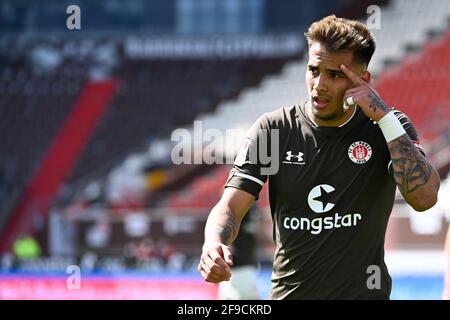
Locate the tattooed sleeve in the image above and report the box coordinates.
[387,109,431,194]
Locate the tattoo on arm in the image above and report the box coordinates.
[369,90,390,114]
[389,135,432,194]
[216,214,240,245]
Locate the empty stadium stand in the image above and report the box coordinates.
[67,57,289,188]
[0,39,89,231]
[0,35,295,252]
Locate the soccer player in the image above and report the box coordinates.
[198,15,440,299]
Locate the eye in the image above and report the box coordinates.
[330,72,342,79]
[308,67,319,77]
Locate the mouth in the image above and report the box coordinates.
[312,95,331,109]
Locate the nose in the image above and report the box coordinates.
[313,75,328,93]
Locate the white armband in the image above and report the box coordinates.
[377,111,406,143]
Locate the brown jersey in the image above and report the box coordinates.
[225,101,423,299]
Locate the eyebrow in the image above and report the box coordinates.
[327,68,344,75]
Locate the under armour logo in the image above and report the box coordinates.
[285,151,304,162]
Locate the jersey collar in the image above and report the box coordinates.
[305,101,357,128]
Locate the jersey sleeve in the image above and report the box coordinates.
[225,114,272,199]
[387,108,425,175]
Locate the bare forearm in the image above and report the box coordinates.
[204,204,241,246]
[388,135,440,211]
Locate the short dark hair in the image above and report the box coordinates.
[304,15,376,68]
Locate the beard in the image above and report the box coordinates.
[310,100,344,121]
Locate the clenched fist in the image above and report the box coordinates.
[198,242,233,283]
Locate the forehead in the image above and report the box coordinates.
[307,42,354,68]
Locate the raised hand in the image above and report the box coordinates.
[340,64,390,121]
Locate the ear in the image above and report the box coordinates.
[361,71,371,83]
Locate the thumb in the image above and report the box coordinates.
[221,245,234,267]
